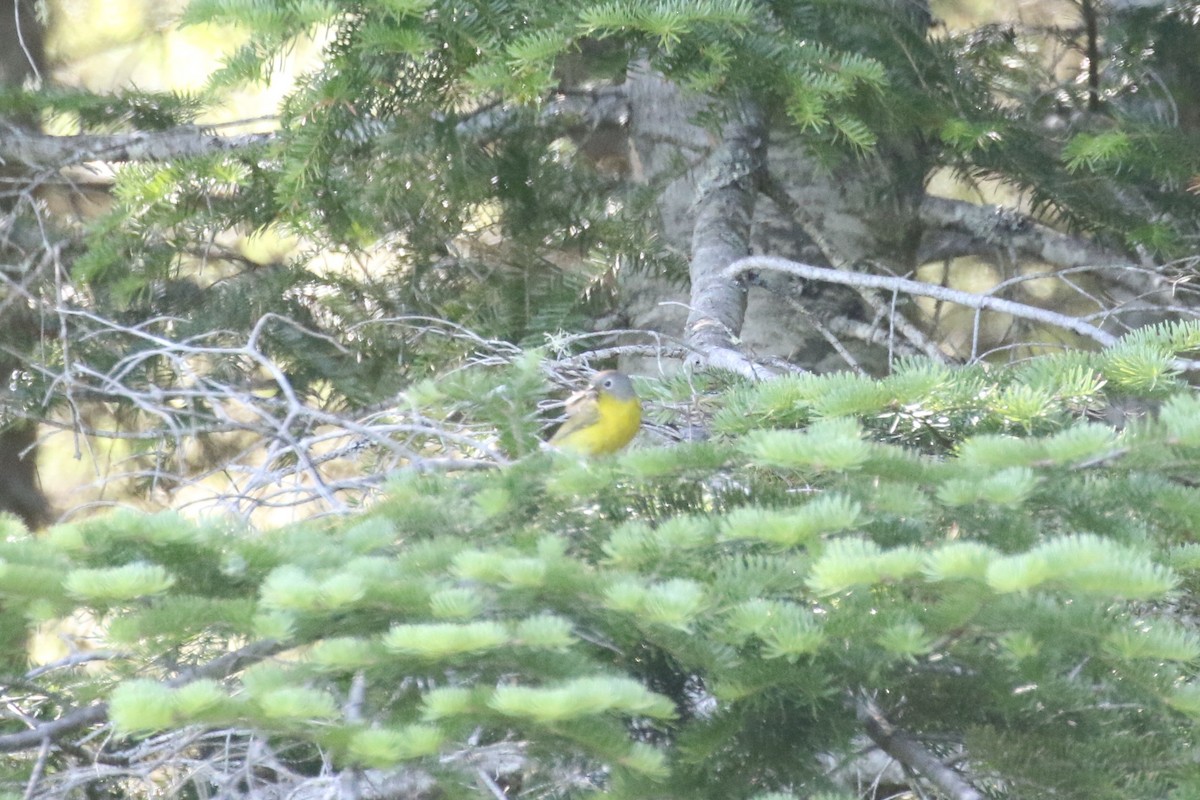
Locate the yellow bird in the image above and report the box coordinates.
[548,370,642,457]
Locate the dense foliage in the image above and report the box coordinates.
[6,0,1198,446]
[4,0,1200,798]
[7,324,1200,798]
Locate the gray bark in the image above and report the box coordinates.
[683,99,767,377]
[623,71,931,374]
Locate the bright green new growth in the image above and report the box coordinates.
[11,334,1200,799]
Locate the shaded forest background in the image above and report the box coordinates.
[2,0,1198,526]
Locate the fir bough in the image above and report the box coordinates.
[10,353,1200,799]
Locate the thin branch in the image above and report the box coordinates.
[759,174,950,364]
[24,309,527,519]
[855,287,951,363]
[918,195,1149,276]
[822,315,927,358]
[789,299,866,374]
[477,769,510,800]
[858,697,985,800]
[23,650,129,680]
[1081,0,1102,113]
[168,638,284,687]
[22,737,51,800]
[0,704,110,754]
[0,639,285,754]
[725,254,1120,348]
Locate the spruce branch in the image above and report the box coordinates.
[0,89,629,174]
[917,196,1144,271]
[0,125,274,170]
[858,698,985,800]
[0,639,284,754]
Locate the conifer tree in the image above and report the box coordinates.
[2,1,1200,797]
[6,332,1200,798]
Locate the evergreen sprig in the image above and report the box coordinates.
[9,353,1200,798]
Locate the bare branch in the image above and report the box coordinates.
[23,650,129,680]
[726,254,1120,348]
[0,639,285,754]
[854,288,951,363]
[918,195,1148,273]
[477,769,510,800]
[0,125,274,170]
[20,309,527,520]
[858,697,985,800]
[759,174,953,364]
[22,737,51,800]
[0,703,109,754]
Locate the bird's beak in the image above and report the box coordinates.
[565,386,596,410]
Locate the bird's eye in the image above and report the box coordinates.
[603,379,613,388]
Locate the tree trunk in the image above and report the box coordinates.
[621,5,935,376]
[0,0,50,528]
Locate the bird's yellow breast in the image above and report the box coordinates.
[553,392,642,456]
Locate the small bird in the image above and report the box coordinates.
[548,370,642,457]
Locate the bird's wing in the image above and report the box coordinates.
[549,391,601,443]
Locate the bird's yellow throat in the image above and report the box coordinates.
[548,371,642,457]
